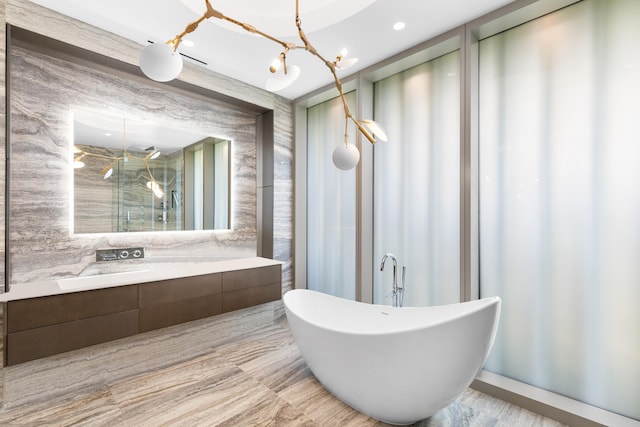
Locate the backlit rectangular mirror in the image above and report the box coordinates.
[72,110,231,234]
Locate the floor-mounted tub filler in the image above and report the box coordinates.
[283,289,501,425]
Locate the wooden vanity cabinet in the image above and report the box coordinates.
[4,264,281,366]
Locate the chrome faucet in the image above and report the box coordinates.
[380,253,406,307]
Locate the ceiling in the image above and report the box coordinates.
[26,0,515,100]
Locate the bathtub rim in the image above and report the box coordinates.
[283,288,501,337]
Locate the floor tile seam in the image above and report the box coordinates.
[210,331,298,370]
[181,373,294,426]
[58,385,124,427]
[96,336,258,390]
[223,337,322,425]
[238,360,312,396]
[231,338,310,392]
[274,380,328,424]
[0,376,114,412]
[0,319,282,412]
[229,340,300,367]
[104,353,242,399]
[106,366,264,425]
[216,404,318,427]
[0,382,121,426]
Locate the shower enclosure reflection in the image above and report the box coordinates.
[72,110,231,234]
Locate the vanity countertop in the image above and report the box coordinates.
[1,257,283,302]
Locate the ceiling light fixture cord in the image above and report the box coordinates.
[162,0,386,150]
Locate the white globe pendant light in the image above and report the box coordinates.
[332,143,360,170]
[139,43,184,82]
[138,0,389,174]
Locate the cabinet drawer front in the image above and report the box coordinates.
[139,294,223,332]
[223,282,281,313]
[139,273,222,307]
[7,286,138,333]
[7,310,139,365]
[222,265,281,292]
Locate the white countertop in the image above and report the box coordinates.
[1,257,283,302]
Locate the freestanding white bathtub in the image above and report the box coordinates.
[283,289,501,425]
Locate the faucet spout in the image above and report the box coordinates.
[380,253,398,287]
[380,253,399,306]
[380,253,406,307]
[380,253,397,272]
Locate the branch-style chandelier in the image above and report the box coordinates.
[138,0,387,170]
[73,119,165,198]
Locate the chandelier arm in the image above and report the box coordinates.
[344,116,349,146]
[168,14,209,49]
[169,0,304,54]
[295,14,376,145]
[78,151,164,163]
[143,159,157,184]
[328,62,375,144]
[222,16,300,51]
[78,152,126,162]
[157,0,380,147]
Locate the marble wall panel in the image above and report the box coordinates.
[8,44,258,283]
[0,1,6,280]
[3,0,294,292]
[272,98,295,292]
[1,0,7,369]
[5,1,278,111]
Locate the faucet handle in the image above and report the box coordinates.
[401,265,406,289]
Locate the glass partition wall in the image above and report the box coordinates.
[478,0,640,419]
[306,92,358,299]
[297,0,640,422]
[373,51,461,306]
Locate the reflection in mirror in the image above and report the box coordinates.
[72,110,231,234]
[184,138,230,230]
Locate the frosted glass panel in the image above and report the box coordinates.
[373,51,460,306]
[307,92,357,299]
[479,0,640,419]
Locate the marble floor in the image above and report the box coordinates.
[0,301,565,426]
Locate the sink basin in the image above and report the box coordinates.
[57,270,151,290]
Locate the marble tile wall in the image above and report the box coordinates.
[272,97,295,291]
[2,0,295,289]
[0,0,6,368]
[8,43,257,282]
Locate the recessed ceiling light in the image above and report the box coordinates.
[104,132,112,137]
[393,22,406,31]
[182,39,195,47]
